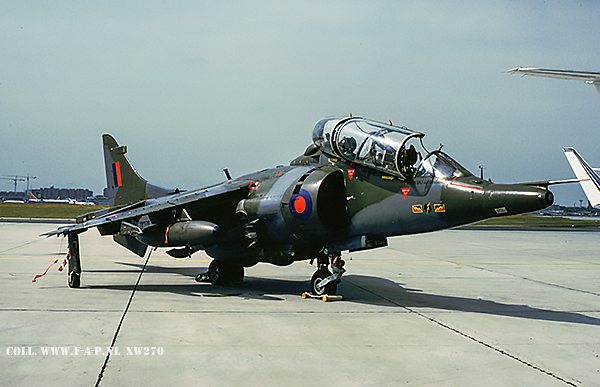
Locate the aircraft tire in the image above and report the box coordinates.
[68,272,80,288]
[310,268,337,296]
[228,265,244,283]
[208,260,226,285]
[208,261,244,285]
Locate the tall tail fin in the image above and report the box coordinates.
[103,134,172,207]
[563,147,600,208]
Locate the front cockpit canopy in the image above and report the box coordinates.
[313,117,426,179]
[312,117,475,182]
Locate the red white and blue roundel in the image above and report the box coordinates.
[289,189,312,221]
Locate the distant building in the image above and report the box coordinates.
[1,186,110,205]
[31,187,93,202]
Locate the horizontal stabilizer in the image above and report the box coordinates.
[563,147,600,208]
[506,67,600,98]
[520,178,582,188]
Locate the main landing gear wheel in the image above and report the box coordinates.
[208,260,244,286]
[310,268,337,296]
[68,272,80,288]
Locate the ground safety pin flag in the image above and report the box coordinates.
[32,259,59,282]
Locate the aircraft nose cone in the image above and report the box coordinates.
[484,184,554,216]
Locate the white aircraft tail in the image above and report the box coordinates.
[563,147,600,208]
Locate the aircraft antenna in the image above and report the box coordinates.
[418,137,430,154]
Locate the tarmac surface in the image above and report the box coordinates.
[1,221,599,386]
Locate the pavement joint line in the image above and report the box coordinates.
[345,278,579,387]
[0,238,45,255]
[347,261,600,266]
[0,309,410,315]
[0,256,211,263]
[455,262,600,298]
[94,248,153,387]
[3,307,600,314]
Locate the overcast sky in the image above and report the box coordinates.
[2,1,599,206]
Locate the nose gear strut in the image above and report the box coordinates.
[310,247,346,296]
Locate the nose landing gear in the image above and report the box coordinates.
[310,248,345,296]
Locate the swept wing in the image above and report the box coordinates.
[43,180,251,236]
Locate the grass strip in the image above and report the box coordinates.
[0,203,108,219]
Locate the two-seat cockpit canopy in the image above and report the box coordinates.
[312,117,474,182]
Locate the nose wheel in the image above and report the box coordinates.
[309,248,345,296]
[311,268,337,296]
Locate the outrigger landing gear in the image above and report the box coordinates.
[310,248,345,296]
[67,233,82,288]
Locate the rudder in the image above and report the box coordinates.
[103,134,172,207]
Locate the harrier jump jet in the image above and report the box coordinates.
[45,117,555,295]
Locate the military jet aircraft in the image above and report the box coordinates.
[44,116,556,295]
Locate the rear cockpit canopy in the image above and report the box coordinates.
[313,117,426,180]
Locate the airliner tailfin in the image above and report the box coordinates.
[563,147,600,208]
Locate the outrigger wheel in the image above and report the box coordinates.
[67,232,82,288]
[68,272,81,288]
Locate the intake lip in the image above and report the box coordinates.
[544,190,554,207]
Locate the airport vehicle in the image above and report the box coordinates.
[44,116,555,293]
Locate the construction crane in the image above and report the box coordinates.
[0,174,36,192]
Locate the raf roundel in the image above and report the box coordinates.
[290,189,312,221]
[294,196,306,213]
